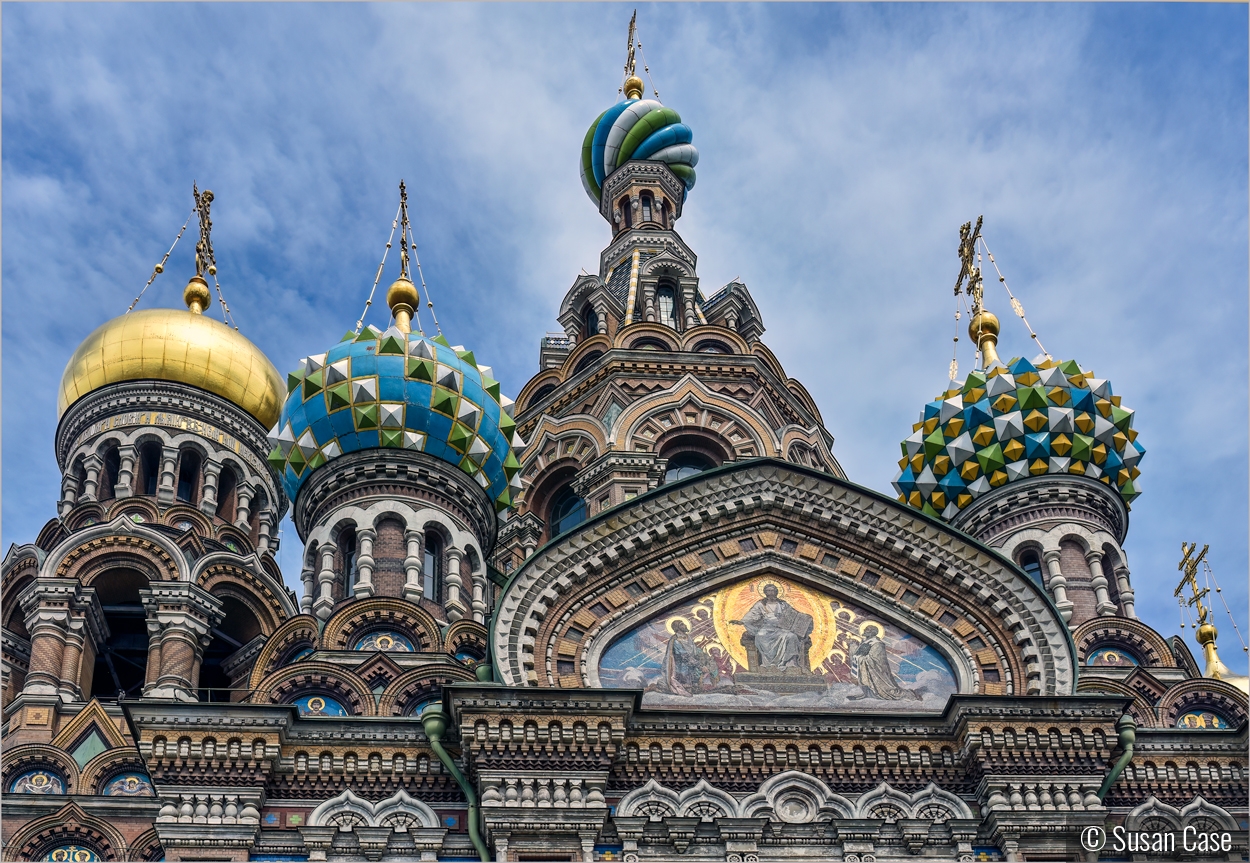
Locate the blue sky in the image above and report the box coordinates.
[4,3,1247,672]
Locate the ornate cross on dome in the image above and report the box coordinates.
[1176,542,1211,626]
[954,215,983,314]
[193,183,217,278]
[624,10,637,80]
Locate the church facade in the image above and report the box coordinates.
[2,36,1247,863]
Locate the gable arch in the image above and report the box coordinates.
[1072,617,1174,668]
[321,597,442,653]
[253,660,374,716]
[615,322,681,352]
[249,615,321,689]
[10,801,128,861]
[614,375,777,458]
[47,518,186,584]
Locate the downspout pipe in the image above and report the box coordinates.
[1097,713,1137,801]
[422,709,490,863]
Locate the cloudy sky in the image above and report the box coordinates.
[5,3,1246,672]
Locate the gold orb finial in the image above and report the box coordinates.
[969,309,1001,367]
[387,276,420,333]
[183,275,211,315]
[624,76,645,100]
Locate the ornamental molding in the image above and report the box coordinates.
[494,460,1076,697]
[309,787,439,829]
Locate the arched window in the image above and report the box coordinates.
[215,467,238,522]
[176,450,200,504]
[90,569,149,700]
[138,442,162,496]
[641,192,653,223]
[620,196,632,229]
[339,528,358,596]
[659,199,669,228]
[663,452,714,485]
[693,340,732,354]
[1018,550,1044,586]
[100,445,121,501]
[423,532,443,601]
[583,304,599,338]
[656,286,676,328]
[549,485,587,537]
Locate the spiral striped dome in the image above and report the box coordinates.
[580,96,698,204]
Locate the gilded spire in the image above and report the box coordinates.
[1174,543,1245,688]
[622,10,644,100]
[184,184,215,315]
[386,180,420,334]
[955,216,1000,368]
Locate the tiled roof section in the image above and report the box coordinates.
[604,251,654,304]
[702,281,742,314]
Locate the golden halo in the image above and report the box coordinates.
[307,696,325,711]
[376,635,394,650]
[665,616,691,634]
[753,580,786,598]
[32,774,47,786]
[857,620,884,637]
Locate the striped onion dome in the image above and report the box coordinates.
[580,92,698,205]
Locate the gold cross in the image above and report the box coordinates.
[1175,542,1211,626]
[624,10,638,79]
[954,215,984,314]
[193,183,216,278]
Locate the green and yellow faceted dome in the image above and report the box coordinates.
[893,356,1144,520]
[267,319,525,511]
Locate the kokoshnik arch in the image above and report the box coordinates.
[2,16,1246,863]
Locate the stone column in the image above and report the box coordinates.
[141,582,224,701]
[471,573,487,624]
[56,589,106,701]
[19,580,79,696]
[444,547,466,622]
[353,527,377,598]
[643,282,656,323]
[199,461,222,516]
[594,301,609,336]
[80,454,104,502]
[157,446,179,504]
[58,472,81,516]
[234,484,254,531]
[681,283,697,330]
[256,510,275,554]
[1113,564,1137,618]
[1086,551,1117,617]
[299,565,315,616]
[115,445,137,498]
[403,530,424,603]
[1042,550,1075,626]
[313,543,338,620]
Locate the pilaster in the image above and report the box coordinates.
[140,582,224,700]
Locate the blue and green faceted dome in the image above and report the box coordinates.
[267,327,524,511]
[580,95,698,205]
[893,356,1144,520]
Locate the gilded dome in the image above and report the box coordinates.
[57,294,284,429]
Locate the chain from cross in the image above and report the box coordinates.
[193,183,217,278]
[1175,542,1211,626]
[954,215,984,314]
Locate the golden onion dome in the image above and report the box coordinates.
[57,276,284,429]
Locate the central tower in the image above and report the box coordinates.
[496,23,842,573]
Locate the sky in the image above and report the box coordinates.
[4,3,1247,673]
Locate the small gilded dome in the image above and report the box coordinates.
[267,327,525,510]
[58,292,284,429]
[580,92,698,205]
[893,356,1145,520]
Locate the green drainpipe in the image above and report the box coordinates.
[1097,713,1137,801]
[422,709,490,863]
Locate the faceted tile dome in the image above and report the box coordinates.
[893,356,1145,520]
[580,94,698,205]
[267,326,524,510]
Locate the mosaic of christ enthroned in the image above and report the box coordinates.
[598,576,958,710]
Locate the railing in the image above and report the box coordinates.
[541,332,573,351]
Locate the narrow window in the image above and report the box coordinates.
[583,304,599,337]
[215,467,238,522]
[100,445,121,501]
[1018,550,1044,586]
[176,450,201,503]
[620,196,632,229]
[656,286,676,328]
[549,485,588,536]
[423,532,443,601]
[641,193,653,223]
[140,442,162,495]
